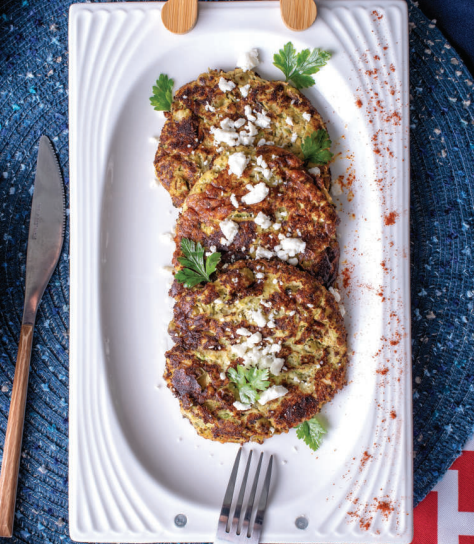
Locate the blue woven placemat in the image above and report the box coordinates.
[0,0,473,542]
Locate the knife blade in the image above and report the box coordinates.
[23,135,65,324]
[0,136,65,537]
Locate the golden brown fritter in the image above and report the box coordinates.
[165,260,347,444]
[173,145,339,287]
[154,69,331,207]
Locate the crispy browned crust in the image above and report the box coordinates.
[172,145,339,288]
[154,69,332,207]
[165,260,348,444]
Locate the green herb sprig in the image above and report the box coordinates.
[296,416,327,451]
[228,366,270,405]
[175,239,221,288]
[301,130,334,165]
[273,42,331,90]
[150,74,174,111]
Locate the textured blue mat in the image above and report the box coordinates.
[0,0,473,542]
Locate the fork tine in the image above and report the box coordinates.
[241,452,263,538]
[218,448,242,533]
[249,455,273,541]
[232,450,253,535]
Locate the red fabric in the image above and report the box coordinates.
[459,538,474,544]
[450,452,474,513]
[412,491,438,544]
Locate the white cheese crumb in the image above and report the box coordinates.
[236,48,260,72]
[308,166,321,176]
[249,309,267,327]
[302,112,311,122]
[289,310,296,316]
[257,138,267,146]
[288,257,299,265]
[228,152,249,178]
[280,237,306,256]
[244,105,256,121]
[210,119,240,146]
[230,193,239,208]
[220,372,226,380]
[220,218,239,244]
[159,232,175,243]
[234,401,251,411]
[239,84,251,98]
[219,77,236,93]
[255,212,272,229]
[273,223,281,230]
[234,118,246,128]
[256,272,265,279]
[258,385,288,405]
[242,182,269,205]
[255,246,274,259]
[205,102,216,112]
[329,287,341,302]
[291,132,298,143]
[286,116,294,126]
[255,111,271,129]
[237,327,252,336]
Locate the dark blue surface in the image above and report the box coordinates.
[0,0,473,542]
[418,0,474,75]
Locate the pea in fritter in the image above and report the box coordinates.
[154,68,331,207]
[165,260,347,444]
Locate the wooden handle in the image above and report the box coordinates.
[280,0,317,31]
[162,0,198,35]
[0,324,34,537]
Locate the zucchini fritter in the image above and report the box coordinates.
[165,260,347,444]
[173,145,339,286]
[154,69,331,207]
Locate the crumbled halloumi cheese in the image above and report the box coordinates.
[233,401,251,411]
[219,77,236,93]
[302,112,311,122]
[236,48,260,72]
[255,246,274,259]
[255,212,272,229]
[308,166,321,176]
[205,102,216,112]
[242,182,269,205]
[239,84,250,98]
[286,116,294,126]
[255,111,271,129]
[220,218,239,244]
[228,152,249,178]
[230,193,239,208]
[258,385,288,405]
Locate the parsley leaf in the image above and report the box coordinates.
[301,130,334,165]
[296,416,327,451]
[175,238,221,288]
[228,366,270,405]
[150,74,174,111]
[273,42,331,89]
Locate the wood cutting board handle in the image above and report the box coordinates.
[0,324,34,537]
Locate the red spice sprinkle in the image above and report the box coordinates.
[361,451,372,468]
[390,410,397,419]
[375,499,394,520]
[384,211,399,226]
[356,98,363,108]
[371,9,383,20]
[377,368,389,375]
[374,54,381,60]
[389,63,395,72]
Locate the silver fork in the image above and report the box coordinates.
[215,449,273,544]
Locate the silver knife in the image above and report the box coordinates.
[0,136,65,537]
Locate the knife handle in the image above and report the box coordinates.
[0,324,34,537]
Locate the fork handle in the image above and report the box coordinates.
[0,324,34,537]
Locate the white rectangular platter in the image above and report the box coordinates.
[68,1,412,542]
